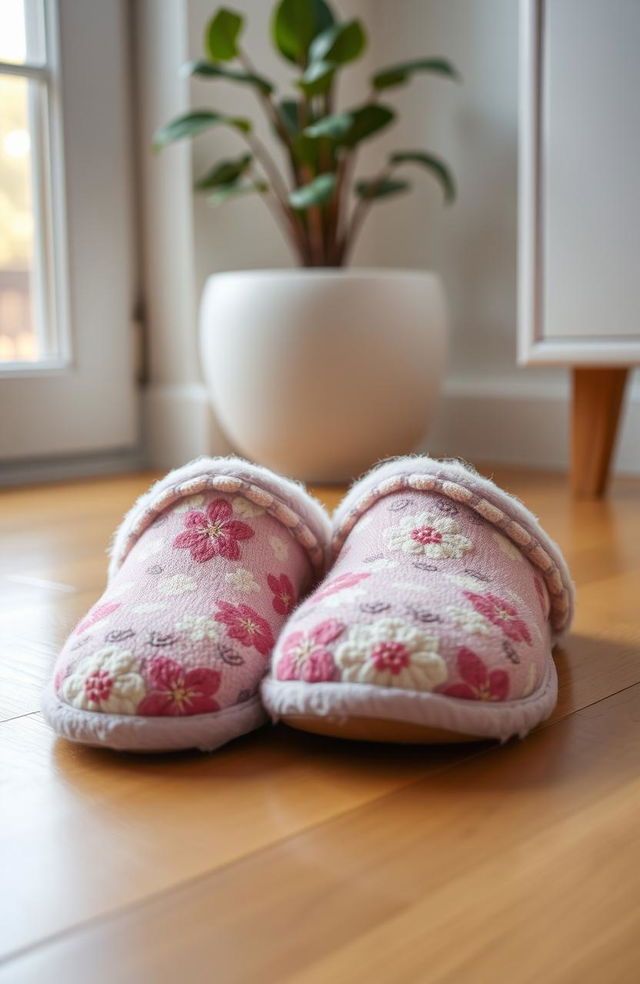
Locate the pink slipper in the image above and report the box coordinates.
[262,456,574,743]
[42,458,330,752]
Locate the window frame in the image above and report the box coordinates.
[0,0,72,374]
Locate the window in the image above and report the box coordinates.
[0,0,67,368]
[0,0,137,466]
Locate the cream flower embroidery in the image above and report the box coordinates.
[232,497,264,518]
[176,615,224,642]
[269,535,289,561]
[132,602,165,614]
[445,605,491,635]
[159,573,197,596]
[384,512,472,559]
[395,580,430,594]
[176,494,205,512]
[444,573,492,592]
[364,558,397,573]
[320,586,368,609]
[492,531,523,562]
[225,567,260,593]
[135,537,163,562]
[334,618,446,691]
[61,647,145,714]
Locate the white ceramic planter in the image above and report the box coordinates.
[200,269,447,482]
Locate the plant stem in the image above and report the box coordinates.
[242,130,307,260]
[237,46,300,185]
[334,86,388,263]
[341,165,393,264]
[247,165,307,263]
[235,46,310,263]
[297,94,324,265]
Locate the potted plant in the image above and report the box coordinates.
[155,0,458,481]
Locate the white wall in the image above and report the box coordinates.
[137,0,640,474]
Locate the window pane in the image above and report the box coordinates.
[0,0,44,66]
[0,74,38,362]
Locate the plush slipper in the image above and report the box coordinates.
[262,456,574,743]
[42,457,330,752]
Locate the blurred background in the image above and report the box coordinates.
[1,0,638,485]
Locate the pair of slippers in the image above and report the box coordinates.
[43,455,574,752]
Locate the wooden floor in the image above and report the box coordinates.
[1,467,640,983]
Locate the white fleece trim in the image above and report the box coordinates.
[108,456,332,582]
[331,454,575,640]
[41,685,267,753]
[262,657,557,743]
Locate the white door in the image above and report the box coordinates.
[0,0,137,463]
[519,0,640,365]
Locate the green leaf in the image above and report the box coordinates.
[195,153,253,191]
[272,0,335,65]
[297,59,335,96]
[390,150,456,202]
[277,99,301,136]
[372,57,459,91]
[182,59,274,94]
[356,177,410,200]
[305,104,394,147]
[205,8,244,62]
[303,111,353,142]
[208,180,268,205]
[309,19,366,65]
[342,104,394,147]
[153,110,251,150]
[310,0,335,35]
[289,172,336,209]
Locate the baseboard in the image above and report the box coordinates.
[428,372,640,476]
[0,447,147,487]
[142,382,232,469]
[4,375,634,484]
[142,375,640,478]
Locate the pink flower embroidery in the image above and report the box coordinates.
[268,572,296,615]
[411,525,443,547]
[370,640,411,675]
[137,657,220,716]
[215,601,274,656]
[173,499,254,562]
[443,647,509,701]
[463,591,532,644]
[276,620,344,682]
[313,572,371,602]
[75,601,121,635]
[84,669,114,704]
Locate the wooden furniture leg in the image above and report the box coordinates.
[571,367,629,498]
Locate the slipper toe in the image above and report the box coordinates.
[43,457,330,752]
[262,456,574,743]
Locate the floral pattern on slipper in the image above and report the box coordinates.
[334,618,446,690]
[61,647,145,714]
[268,487,553,706]
[173,498,254,562]
[51,489,314,724]
[276,619,344,683]
[384,512,473,559]
[137,657,221,716]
